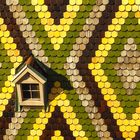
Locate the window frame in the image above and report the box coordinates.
[13,65,47,107]
[21,83,40,101]
[16,76,44,106]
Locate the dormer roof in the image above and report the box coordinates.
[13,55,47,84]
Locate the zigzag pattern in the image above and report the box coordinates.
[0,0,139,140]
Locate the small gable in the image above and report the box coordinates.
[13,55,48,107]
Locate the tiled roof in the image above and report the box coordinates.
[0,0,140,140]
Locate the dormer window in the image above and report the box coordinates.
[13,55,47,107]
[21,84,40,100]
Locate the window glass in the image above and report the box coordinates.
[23,91,31,99]
[21,84,40,100]
[31,84,39,90]
[32,91,40,98]
[22,84,30,90]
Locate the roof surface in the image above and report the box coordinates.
[0,0,140,140]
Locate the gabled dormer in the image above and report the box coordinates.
[13,55,47,107]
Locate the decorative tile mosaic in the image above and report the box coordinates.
[0,0,139,140]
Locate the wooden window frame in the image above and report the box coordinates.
[21,83,40,101]
[17,83,44,106]
[13,65,46,107]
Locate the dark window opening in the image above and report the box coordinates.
[21,84,40,100]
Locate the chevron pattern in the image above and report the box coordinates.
[0,0,139,140]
